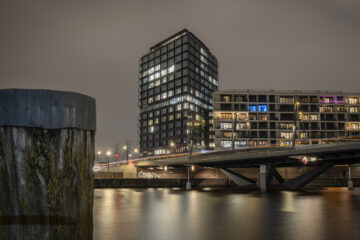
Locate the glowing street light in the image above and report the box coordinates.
[134,148,139,153]
[96,150,102,164]
[106,151,111,173]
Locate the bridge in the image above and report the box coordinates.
[134,142,360,192]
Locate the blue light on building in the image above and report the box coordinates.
[249,105,257,112]
[258,104,267,112]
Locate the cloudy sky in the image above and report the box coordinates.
[1,0,360,150]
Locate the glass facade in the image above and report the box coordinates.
[139,29,218,156]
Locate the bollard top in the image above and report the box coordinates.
[0,89,96,130]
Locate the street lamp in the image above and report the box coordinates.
[123,145,128,163]
[106,151,111,173]
[246,122,252,147]
[292,102,300,147]
[96,150,102,164]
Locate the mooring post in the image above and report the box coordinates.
[0,89,96,240]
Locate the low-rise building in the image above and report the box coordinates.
[213,89,360,149]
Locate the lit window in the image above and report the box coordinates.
[176,104,182,111]
[258,114,267,120]
[148,67,154,74]
[142,70,147,77]
[142,77,148,84]
[249,105,257,112]
[168,90,174,97]
[148,97,153,104]
[149,126,154,133]
[258,104,267,112]
[161,77,167,84]
[148,82,154,89]
[280,97,294,103]
[149,74,154,81]
[161,69,167,76]
[280,132,292,139]
[155,95,160,101]
[154,80,160,86]
[223,132,232,138]
[154,72,160,79]
[220,141,232,148]
[319,106,333,112]
[155,64,160,71]
[310,114,319,121]
[176,88,181,95]
[169,114,174,120]
[347,97,358,105]
[349,107,359,113]
[220,122,233,129]
[168,65,174,73]
[161,92,167,99]
[148,119,153,125]
[235,141,247,148]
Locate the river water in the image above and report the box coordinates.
[93,188,360,240]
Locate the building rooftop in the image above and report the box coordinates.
[215,89,360,95]
[149,28,210,52]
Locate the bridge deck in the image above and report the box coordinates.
[135,143,360,168]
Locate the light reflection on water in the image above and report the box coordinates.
[93,188,360,240]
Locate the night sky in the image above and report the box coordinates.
[1,0,360,151]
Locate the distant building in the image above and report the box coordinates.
[138,29,219,156]
[213,90,360,149]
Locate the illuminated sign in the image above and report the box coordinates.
[319,96,345,104]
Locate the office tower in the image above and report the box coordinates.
[213,90,360,149]
[138,29,218,156]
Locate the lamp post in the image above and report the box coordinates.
[246,122,252,147]
[133,148,139,159]
[96,150,101,164]
[106,150,111,173]
[123,144,128,163]
[232,113,238,151]
[292,102,300,147]
[170,141,175,154]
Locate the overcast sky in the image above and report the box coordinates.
[1,0,360,150]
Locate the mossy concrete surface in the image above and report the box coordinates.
[0,127,94,240]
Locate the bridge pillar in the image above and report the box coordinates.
[186,166,191,190]
[259,164,269,193]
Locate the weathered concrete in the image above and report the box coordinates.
[0,89,96,130]
[0,89,95,240]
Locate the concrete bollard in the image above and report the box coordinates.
[0,89,96,240]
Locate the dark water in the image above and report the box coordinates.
[93,188,360,240]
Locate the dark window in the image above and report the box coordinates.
[280,114,294,121]
[258,95,267,102]
[220,104,232,111]
[249,95,256,102]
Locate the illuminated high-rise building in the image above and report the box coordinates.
[138,29,219,156]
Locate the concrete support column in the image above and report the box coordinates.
[0,89,96,240]
[186,166,191,190]
[348,165,354,189]
[259,164,268,193]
